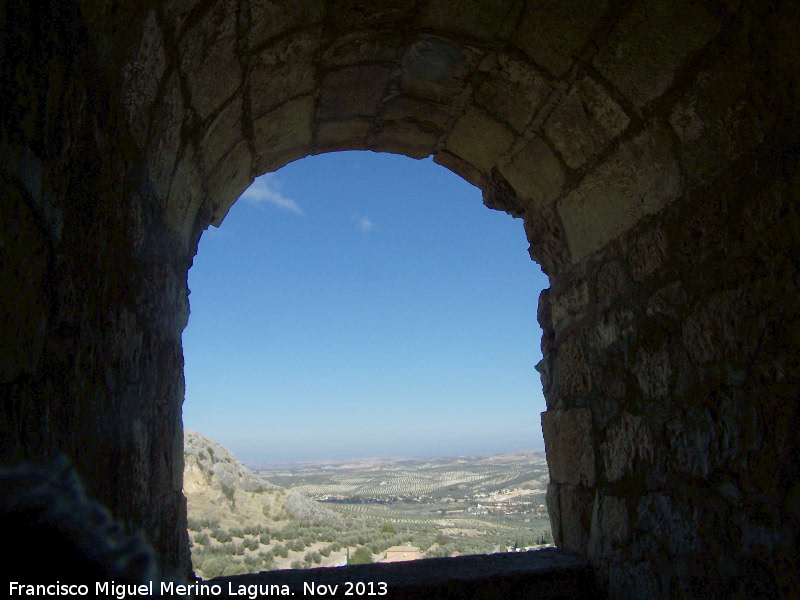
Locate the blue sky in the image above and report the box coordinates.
[182,151,550,464]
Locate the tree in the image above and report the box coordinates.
[349,547,372,565]
[381,523,396,534]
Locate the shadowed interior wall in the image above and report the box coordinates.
[1,0,798,596]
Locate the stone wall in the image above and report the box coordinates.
[2,0,798,595]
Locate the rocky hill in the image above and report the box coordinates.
[183,431,343,529]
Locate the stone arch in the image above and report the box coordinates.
[2,0,799,596]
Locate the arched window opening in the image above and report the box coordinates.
[182,151,551,577]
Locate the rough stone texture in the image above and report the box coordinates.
[601,412,655,482]
[557,124,682,263]
[544,76,630,170]
[3,0,800,597]
[541,408,595,486]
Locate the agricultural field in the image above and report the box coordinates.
[253,451,551,537]
[186,437,553,579]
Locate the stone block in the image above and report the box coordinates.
[446,107,514,172]
[601,412,655,482]
[314,119,372,154]
[382,96,452,130]
[318,65,391,120]
[252,96,313,174]
[474,54,552,133]
[420,0,517,40]
[511,0,609,76]
[628,224,668,282]
[121,10,166,149]
[557,125,681,263]
[557,484,595,554]
[681,290,744,364]
[542,407,595,486]
[550,276,588,330]
[669,61,771,186]
[589,493,629,561]
[165,146,205,250]
[592,0,720,107]
[646,281,686,320]
[207,141,253,227]
[178,0,241,120]
[433,151,484,189]
[523,201,569,276]
[552,335,592,402]
[371,120,437,159]
[200,95,244,174]
[593,309,634,349]
[498,136,564,206]
[594,260,629,309]
[544,76,630,170]
[634,344,672,401]
[146,72,183,201]
[320,31,401,68]
[637,493,701,555]
[401,36,481,104]
[250,31,319,120]
[248,0,325,48]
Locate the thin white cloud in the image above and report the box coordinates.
[240,175,304,216]
[357,216,373,233]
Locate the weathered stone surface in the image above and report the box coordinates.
[588,493,629,559]
[207,141,253,227]
[499,136,564,206]
[544,76,629,170]
[165,146,206,250]
[593,309,634,350]
[637,493,701,555]
[549,483,595,554]
[474,54,552,133]
[318,65,391,120]
[669,60,772,185]
[447,107,514,172]
[372,120,436,159]
[510,0,609,76]
[320,31,401,67]
[550,274,589,331]
[628,223,668,282]
[401,36,481,104]
[552,335,592,402]
[145,72,183,202]
[178,0,242,120]
[121,10,166,149]
[601,412,655,482]
[681,290,745,364]
[248,0,325,48]
[558,125,682,262]
[542,408,595,486]
[420,0,517,40]
[593,0,720,107]
[199,95,244,174]
[314,118,372,154]
[252,96,314,174]
[250,31,319,119]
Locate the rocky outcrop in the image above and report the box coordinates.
[184,431,279,495]
[2,0,799,596]
[183,431,343,530]
[285,491,344,529]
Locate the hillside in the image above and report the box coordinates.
[183,430,343,530]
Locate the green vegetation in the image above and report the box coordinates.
[349,547,372,565]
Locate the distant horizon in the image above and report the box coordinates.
[192,427,546,468]
[182,152,549,465]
